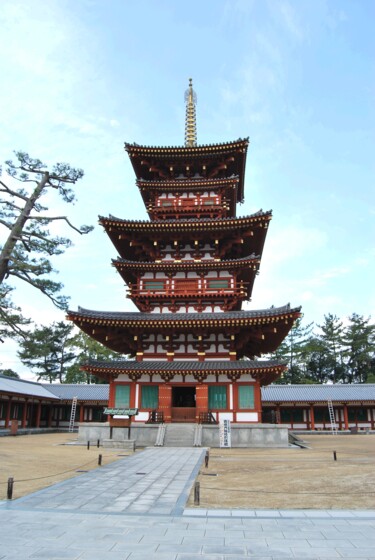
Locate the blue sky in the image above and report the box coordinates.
[0,0,374,378]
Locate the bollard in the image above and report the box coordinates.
[194,481,200,505]
[205,450,209,468]
[7,477,14,500]
[98,454,102,466]
[333,451,337,461]
[87,441,90,450]
[97,439,100,448]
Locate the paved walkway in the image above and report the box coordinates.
[1,447,374,560]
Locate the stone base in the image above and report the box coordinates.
[78,422,289,448]
[102,439,135,450]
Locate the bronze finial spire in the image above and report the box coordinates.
[184,78,197,147]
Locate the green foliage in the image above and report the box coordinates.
[18,321,76,382]
[65,332,122,384]
[0,368,20,378]
[270,313,375,385]
[342,314,375,383]
[0,151,93,339]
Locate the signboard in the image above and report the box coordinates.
[219,419,231,448]
[104,408,138,416]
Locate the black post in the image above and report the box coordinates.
[87,441,90,450]
[97,439,100,448]
[98,454,102,466]
[333,451,337,461]
[7,477,14,500]
[205,450,209,468]
[194,481,200,505]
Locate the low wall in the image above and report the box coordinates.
[78,422,289,448]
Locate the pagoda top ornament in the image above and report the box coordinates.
[184,78,197,147]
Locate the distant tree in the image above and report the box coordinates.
[18,321,76,382]
[66,332,122,384]
[0,368,19,378]
[318,314,345,383]
[0,152,93,339]
[271,318,314,384]
[342,314,375,383]
[301,336,334,384]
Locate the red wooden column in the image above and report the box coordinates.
[48,405,53,427]
[254,383,262,421]
[196,384,208,421]
[130,382,137,408]
[159,384,172,423]
[36,401,42,428]
[5,398,12,429]
[22,399,28,428]
[309,404,315,430]
[343,404,349,430]
[79,405,84,423]
[370,407,374,430]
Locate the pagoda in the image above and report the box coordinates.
[67,80,301,428]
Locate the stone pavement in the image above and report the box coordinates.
[1,447,374,560]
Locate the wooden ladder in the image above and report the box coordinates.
[327,400,338,435]
[68,397,78,433]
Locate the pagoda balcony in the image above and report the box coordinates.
[148,197,230,220]
[127,278,249,301]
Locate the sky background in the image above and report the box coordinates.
[0,0,374,380]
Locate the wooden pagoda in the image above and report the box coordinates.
[67,80,301,425]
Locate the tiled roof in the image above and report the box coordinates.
[70,303,300,323]
[84,360,284,372]
[0,375,59,400]
[41,384,109,401]
[137,176,240,189]
[125,138,249,155]
[113,254,260,271]
[99,210,271,232]
[262,384,375,403]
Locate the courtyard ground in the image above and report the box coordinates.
[1,432,374,509]
[187,434,375,509]
[0,432,130,500]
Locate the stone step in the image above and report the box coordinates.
[163,423,196,447]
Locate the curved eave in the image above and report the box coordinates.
[81,360,286,386]
[137,176,240,191]
[100,212,271,261]
[99,212,270,233]
[67,306,302,356]
[125,139,249,203]
[125,138,249,158]
[112,255,260,285]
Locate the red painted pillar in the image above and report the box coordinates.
[79,405,84,423]
[48,405,53,427]
[159,384,172,423]
[22,399,28,428]
[5,398,12,429]
[343,404,349,430]
[36,401,42,428]
[310,405,315,430]
[196,384,208,421]
[254,383,262,421]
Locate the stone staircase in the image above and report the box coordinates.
[162,423,197,447]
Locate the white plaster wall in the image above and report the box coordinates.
[218,412,234,422]
[236,412,258,422]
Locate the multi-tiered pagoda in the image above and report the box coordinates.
[68,80,301,427]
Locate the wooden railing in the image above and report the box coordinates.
[171,407,196,422]
[129,279,248,299]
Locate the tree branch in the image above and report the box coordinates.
[26,215,93,234]
[0,181,29,201]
